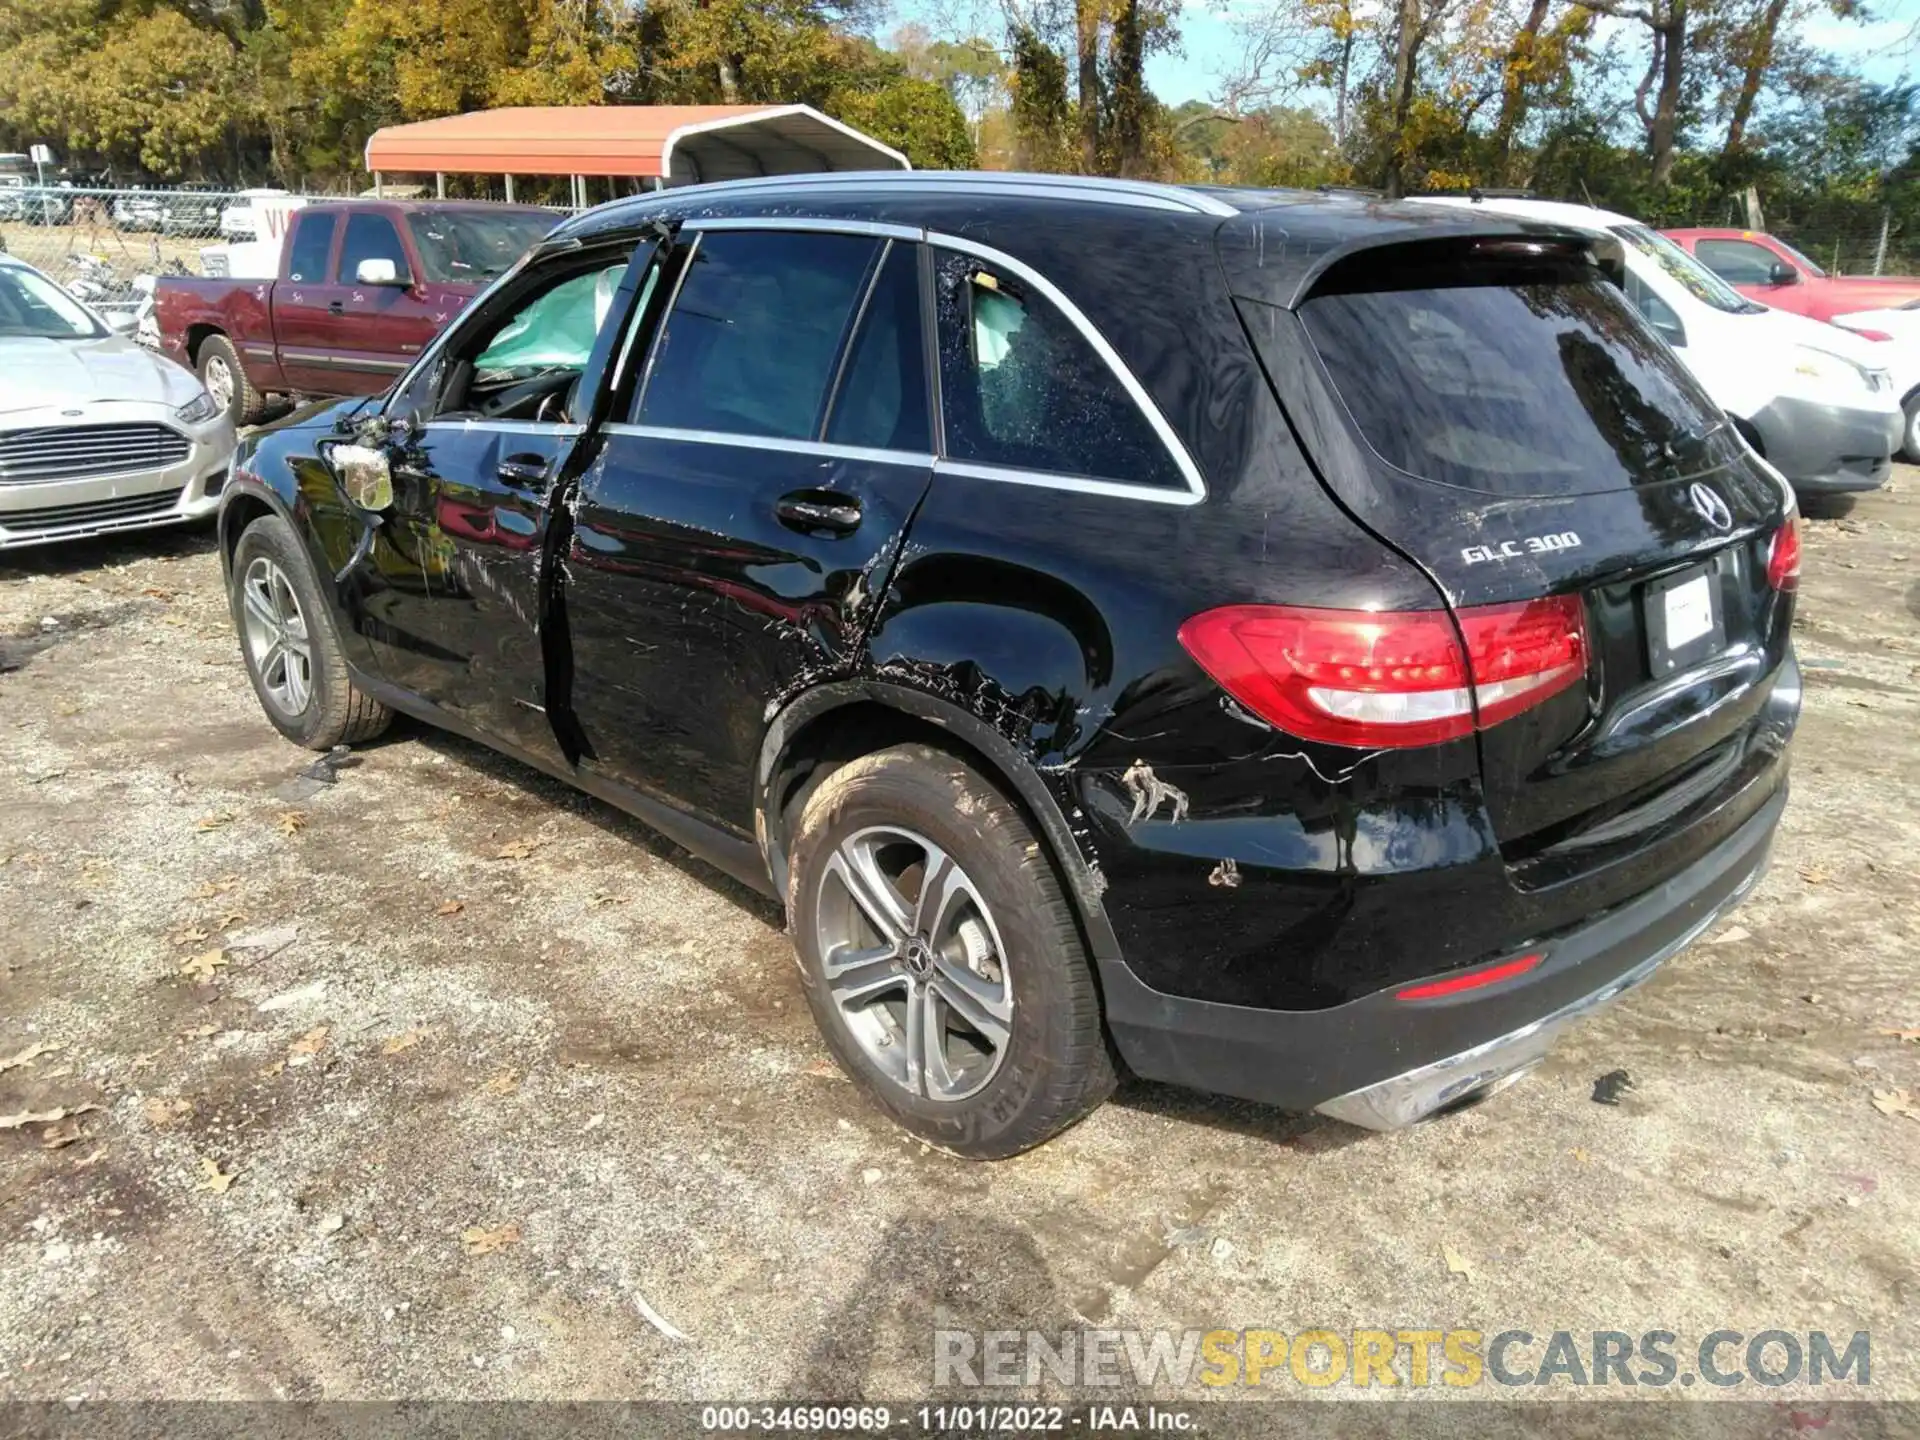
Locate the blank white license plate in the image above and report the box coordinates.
[1664,574,1715,649]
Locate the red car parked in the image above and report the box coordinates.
[157,200,557,425]
[1663,228,1920,325]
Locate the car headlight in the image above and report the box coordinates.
[1791,345,1875,395]
[175,390,220,424]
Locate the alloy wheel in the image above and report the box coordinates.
[204,354,234,413]
[239,556,314,717]
[814,826,1013,1102]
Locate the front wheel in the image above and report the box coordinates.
[229,514,392,750]
[787,744,1115,1158]
[1902,391,1920,464]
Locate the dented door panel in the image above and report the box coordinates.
[565,432,933,833]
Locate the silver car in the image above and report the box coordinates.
[1,255,235,550]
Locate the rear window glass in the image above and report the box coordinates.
[1300,275,1730,496]
[287,213,335,284]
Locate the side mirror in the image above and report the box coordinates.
[1651,317,1686,348]
[355,258,407,286]
[327,442,394,511]
[103,309,139,335]
[1767,261,1798,286]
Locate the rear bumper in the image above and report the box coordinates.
[1749,395,1899,494]
[1102,781,1786,1127]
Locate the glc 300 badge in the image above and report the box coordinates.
[1461,531,1583,565]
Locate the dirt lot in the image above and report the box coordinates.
[2,471,1917,1415]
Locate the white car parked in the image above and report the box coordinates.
[0,254,235,550]
[1831,301,1920,460]
[219,188,293,242]
[1421,197,1903,502]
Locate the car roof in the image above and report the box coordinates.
[1661,228,1752,240]
[1414,194,1641,230]
[554,171,1608,307]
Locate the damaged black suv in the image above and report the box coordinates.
[219,173,1800,1157]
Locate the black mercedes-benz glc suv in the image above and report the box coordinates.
[217,172,1801,1157]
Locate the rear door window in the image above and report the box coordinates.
[824,241,931,453]
[634,229,879,440]
[286,213,336,284]
[933,249,1185,489]
[1300,267,1729,496]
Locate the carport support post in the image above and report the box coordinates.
[435,172,446,199]
[504,174,515,203]
[373,172,383,198]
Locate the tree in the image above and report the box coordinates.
[828,77,978,168]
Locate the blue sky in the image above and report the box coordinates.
[1142,0,1920,108]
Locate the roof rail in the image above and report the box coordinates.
[634,169,1238,218]
[1413,186,1539,202]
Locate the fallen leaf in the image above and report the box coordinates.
[259,1061,285,1078]
[275,812,308,837]
[802,1059,844,1081]
[1706,925,1751,946]
[191,876,240,900]
[461,1222,521,1256]
[41,1119,86,1150]
[0,1040,62,1073]
[168,926,211,946]
[1800,866,1829,885]
[380,1028,426,1056]
[1879,1028,1920,1043]
[494,838,541,860]
[180,1023,219,1039]
[180,948,229,982]
[143,1097,194,1128]
[197,1156,237,1193]
[1571,1147,1591,1164]
[587,892,627,907]
[1443,1243,1474,1282]
[435,899,465,917]
[289,1026,330,1056]
[216,910,248,930]
[71,1148,107,1172]
[1,1104,101,1131]
[482,1068,521,1097]
[1870,1088,1919,1121]
[195,812,235,833]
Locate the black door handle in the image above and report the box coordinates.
[775,491,862,536]
[497,454,550,491]
[327,300,345,314]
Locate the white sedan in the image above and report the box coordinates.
[1833,302,1920,460]
[1,254,236,550]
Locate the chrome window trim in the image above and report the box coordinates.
[630,229,703,421]
[423,418,587,439]
[600,422,932,470]
[683,215,926,243]
[926,230,1208,503]
[932,458,1202,507]
[599,171,1237,218]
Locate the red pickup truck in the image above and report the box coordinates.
[157,199,558,425]
[1663,228,1920,324]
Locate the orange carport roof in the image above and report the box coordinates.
[363,105,910,183]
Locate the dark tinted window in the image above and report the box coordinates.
[825,241,930,453]
[338,213,410,284]
[933,249,1184,488]
[286,213,336,284]
[407,209,552,284]
[1300,272,1727,496]
[1693,238,1781,284]
[636,230,879,439]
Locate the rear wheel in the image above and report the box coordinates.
[229,514,392,750]
[198,333,266,427]
[787,744,1115,1158]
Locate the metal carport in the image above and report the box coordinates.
[363,104,910,203]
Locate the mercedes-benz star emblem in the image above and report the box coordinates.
[1688,481,1732,531]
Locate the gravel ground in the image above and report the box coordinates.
[1,470,1916,1416]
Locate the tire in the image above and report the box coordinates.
[1902,391,1920,465]
[198,333,267,427]
[787,743,1115,1158]
[228,514,392,751]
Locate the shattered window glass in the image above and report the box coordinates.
[932,249,1184,489]
[637,230,880,440]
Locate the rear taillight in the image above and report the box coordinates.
[1766,517,1801,591]
[1176,597,1587,750]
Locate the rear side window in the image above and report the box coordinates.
[339,214,411,285]
[286,214,336,284]
[933,249,1185,489]
[1300,270,1728,496]
[825,241,930,453]
[636,229,879,440]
